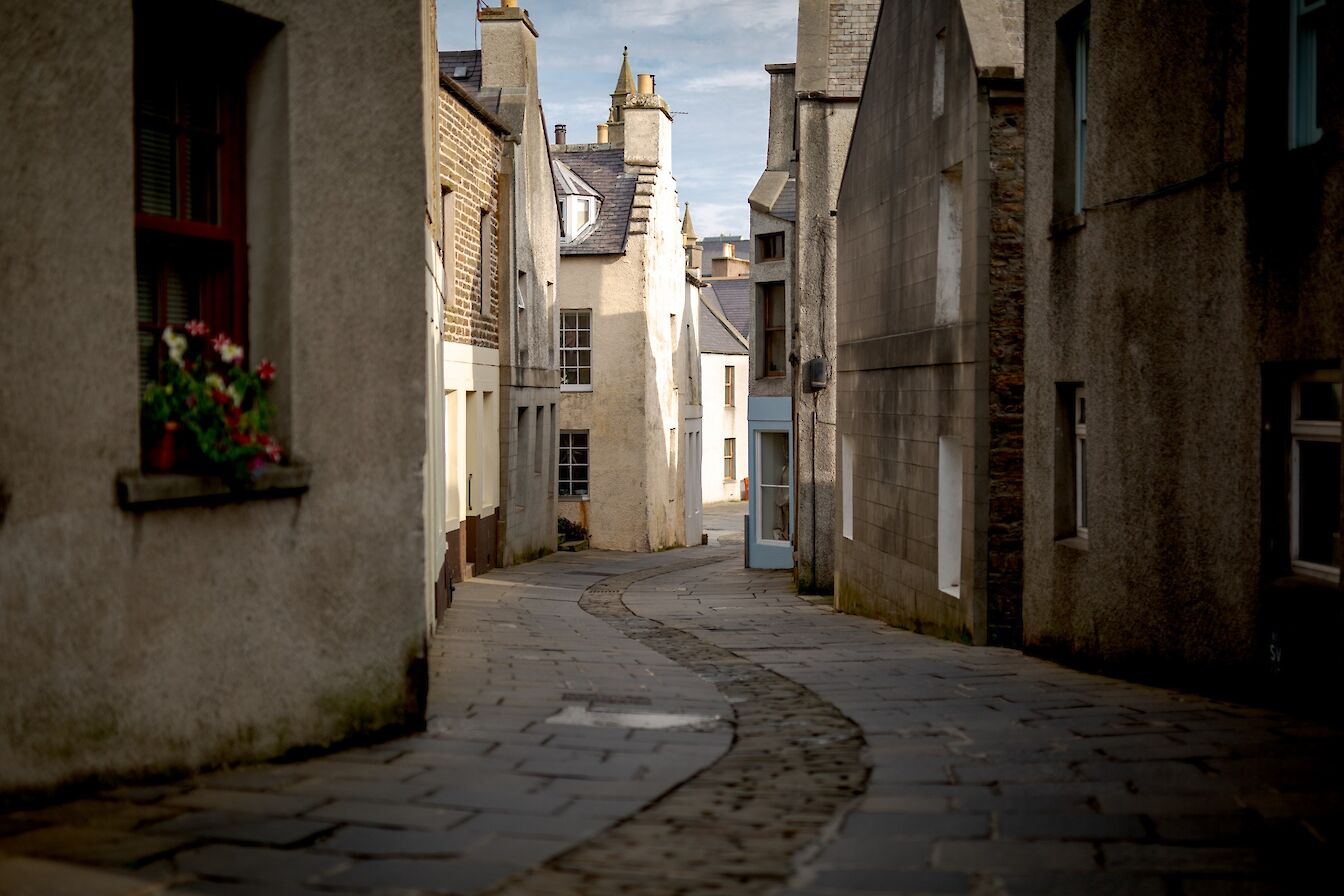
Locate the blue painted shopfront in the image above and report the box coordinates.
[746,396,792,569]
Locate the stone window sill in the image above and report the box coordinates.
[559,494,590,503]
[1056,534,1089,552]
[117,464,311,512]
[1049,212,1086,239]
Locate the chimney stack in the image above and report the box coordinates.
[554,124,567,145]
[596,123,609,144]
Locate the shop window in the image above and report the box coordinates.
[758,430,790,542]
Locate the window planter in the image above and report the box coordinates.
[117,463,310,512]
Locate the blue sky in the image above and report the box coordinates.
[436,0,798,239]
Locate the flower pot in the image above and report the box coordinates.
[148,421,180,472]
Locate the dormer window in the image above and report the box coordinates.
[562,196,600,243]
[553,159,603,245]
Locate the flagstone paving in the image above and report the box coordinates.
[1,523,1341,895]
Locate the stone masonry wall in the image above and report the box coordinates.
[827,0,880,96]
[437,88,502,349]
[985,96,1026,647]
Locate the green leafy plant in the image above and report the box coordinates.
[558,516,588,541]
[141,321,283,484]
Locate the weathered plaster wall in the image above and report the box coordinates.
[555,101,688,553]
[1023,0,1344,687]
[480,6,562,568]
[700,353,750,503]
[0,0,429,792]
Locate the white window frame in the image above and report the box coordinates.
[724,365,735,407]
[1289,0,1326,149]
[755,429,791,545]
[560,309,592,392]
[562,196,600,243]
[938,436,963,598]
[1290,371,1341,582]
[1074,387,1088,538]
[724,437,736,481]
[559,430,589,498]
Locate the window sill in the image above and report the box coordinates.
[560,385,593,393]
[1049,212,1086,239]
[117,464,311,512]
[1056,534,1089,552]
[939,584,961,600]
[559,494,590,502]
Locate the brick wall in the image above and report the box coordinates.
[827,0,880,96]
[436,88,502,349]
[985,97,1026,647]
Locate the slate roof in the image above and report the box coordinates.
[554,147,635,256]
[705,278,751,338]
[438,50,482,93]
[700,290,748,355]
[699,235,750,276]
[772,181,797,222]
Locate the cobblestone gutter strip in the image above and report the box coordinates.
[490,551,870,896]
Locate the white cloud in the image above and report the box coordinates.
[673,68,768,94]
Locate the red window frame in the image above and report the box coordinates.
[134,9,247,386]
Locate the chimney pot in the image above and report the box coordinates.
[637,73,654,95]
[555,124,567,144]
[501,0,518,7]
[596,123,609,144]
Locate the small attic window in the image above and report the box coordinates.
[453,65,468,78]
[562,196,600,243]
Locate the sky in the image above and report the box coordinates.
[436,0,798,239]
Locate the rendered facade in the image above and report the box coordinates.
[0,0,434,792]
[1023,0,1343,690]
[747,0,879,582]
[552,54,703,552]
[440,2,562,577]
[834,0,1025,646]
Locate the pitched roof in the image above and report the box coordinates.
[553,147,634,256]
[438,50,482,93]
[705,278,751,338]
[700,294,749,355]
[748,170,797,221]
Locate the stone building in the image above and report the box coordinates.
[834,0,1025,646]
[432,52,507,591]
[0,0,435,793]
[746,0,879,580]
[552,52,703,551]
[1023,0,1343,690]
[437,0,561,582]
[685,208,751,505]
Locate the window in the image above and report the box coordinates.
[758,430,790,542]
[725,365,735,406]
[935,165,963,325]
[1289,0,1326,148]
[842,435,854,541]
[763,282,786,377]
[135,5,247,389]
[932,28,946,118]
[560,309,592,389]
[534,405,544,475]
[724,438,736,481]
[756,232,785,261]
[559,431,589,497]
[938,436,963,598]
[1074,387,1088,537]
[1290,371,1340,580]
[478,210,493,317]
[1054,4,1089,219]
[561,196,600,242]
[440,187,454,280]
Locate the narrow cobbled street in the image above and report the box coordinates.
[2,508,1341,895]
